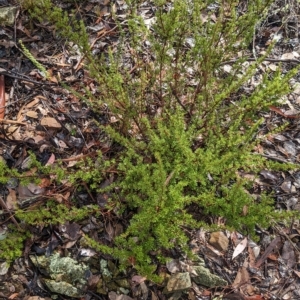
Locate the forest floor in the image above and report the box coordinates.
[1,0,300,299]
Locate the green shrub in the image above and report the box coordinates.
[0,226,28,261]
[13,0,300,279]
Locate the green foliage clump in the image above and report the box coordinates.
[0,202,99,262]
[15,0,300,279]
[0,226,29,262]
[19,40,49,78]
[15,202,100,225]
[0,160,22,184]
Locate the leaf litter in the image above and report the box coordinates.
[0,0,300,299]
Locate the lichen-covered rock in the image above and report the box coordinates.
[0,7,17,26]
[29,253,89,297]
[192,265,227,287]
[165,272,191,293]
[44,279,83,298]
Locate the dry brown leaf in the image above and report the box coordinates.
[39,178,51,188]
[246,296,265,300]
[281,52,296,60]
[293,270,300,278]
[114,223,124,236]
[47,69,58,83]
[151,291,159,300]
[188,291,197,300]
[45,153,55,166]
[106,222,114,241]
[37,106,48,116]
[248,246,257,268]
[52,194,64,203]
[40,117,61,128]
[232,266,250,287]
[25,98,40,108]
[132,275,147,284]
[108,291,133,300]
[23,167,38,176]
[87,274,101,289]
[8,293,19,299]
[33,134,45,143]
[7,125,18,133]
[202,290,211,296]
[6,188,17,210]
[230,231,239,246]
[63,239,77,249]
[267,253,278,261]
[26,111,38,118]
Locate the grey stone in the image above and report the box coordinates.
[0,7,17,26]
[29,253,89,297]
[192,265,227,287]
[0,261,9,275]
[165,272,191,293]
[44,279,82,298]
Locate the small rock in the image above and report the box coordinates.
[209,231,229,252]
[29,253,89,297]
[108,291,133,300]
[192,265,227,287]
[0,261,9,275]
[0,6,17,26]
[165,272,191,293]
[166,259,181,273]
[44,280,82,298]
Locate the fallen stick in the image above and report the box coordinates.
[0,119,26,125]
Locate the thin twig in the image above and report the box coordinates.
[0,119,26,125]
[0,70,56,86]
[170,84,192,117]
[164,170,175,187]
[254,153,300,165]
